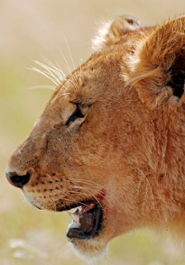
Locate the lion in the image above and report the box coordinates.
[6,14,185,259]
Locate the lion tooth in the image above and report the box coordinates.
[68,220,80,229]
[68,212,80,225]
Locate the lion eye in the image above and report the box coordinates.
[66,103,88,126]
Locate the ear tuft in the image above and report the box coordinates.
[92,15,142,51]
[129,15,185,108]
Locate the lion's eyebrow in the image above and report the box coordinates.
[29,55,66,86]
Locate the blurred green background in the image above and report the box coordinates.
[1,1,185,264]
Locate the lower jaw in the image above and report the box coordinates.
[68,236,107,259]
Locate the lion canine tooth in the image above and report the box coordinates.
[68,220,80,229]
[68,212,80,225]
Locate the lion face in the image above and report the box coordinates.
[6,15,185,258]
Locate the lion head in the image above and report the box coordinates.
[6,15,185,258]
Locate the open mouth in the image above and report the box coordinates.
[66,202,103,240]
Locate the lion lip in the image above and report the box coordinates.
[66,202,103,240]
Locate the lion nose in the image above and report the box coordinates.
[6,171,31,188]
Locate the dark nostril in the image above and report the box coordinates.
[6,171,31,189]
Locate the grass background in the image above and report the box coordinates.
[1,1,185,264]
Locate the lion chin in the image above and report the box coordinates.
[6,14,185,259]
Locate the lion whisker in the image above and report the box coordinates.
[27,85,56,91]
[51,196,57,212]
[70,186,102,206]
[33,60,62,84]
[29,65,59,86]
[59,243,72,258]
[28,53,69,87]
[79,58,84,81]
[40,54,66,80]
[63,178,104,204]
[63,37,82,89]
[59,48,72,75]
[58,50,80,92]
[63,34,75,71]
[54,60,66,80]
[64,178,102,187]
[62,195,83,205]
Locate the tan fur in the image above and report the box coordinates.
[6,15,185,258]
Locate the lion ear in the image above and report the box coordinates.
[92,15,142,51]
[132,15,185,108]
